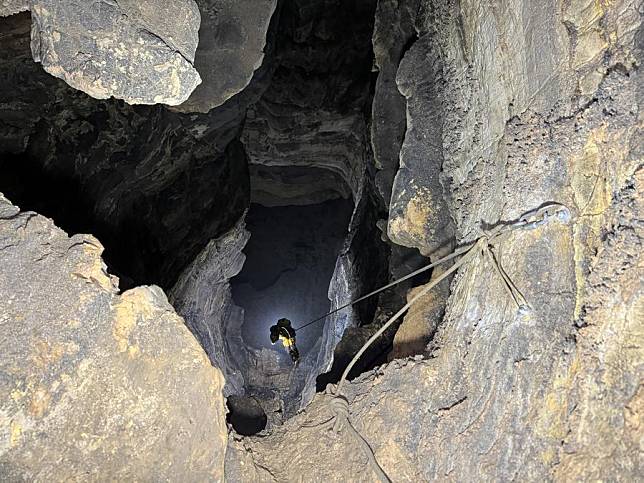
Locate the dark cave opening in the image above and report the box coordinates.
[0,0,409,425]
[0,136,248,292]
[226,395,268,436]
[231,199,354,357]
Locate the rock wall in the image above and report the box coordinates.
[171,217,250,397]
[0,195,228,481]
[0,0,639,479]
[174,0,277,112]
[241,0,377,205]
[0,12,252,289]
[370,0,418,207]
[227,0,642,480]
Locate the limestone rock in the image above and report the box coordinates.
[0,13,254,290]
[29,0,202,105]
[241,0,377,205]
[227,0,642,480]
[230,154,641,482]
[0,0,27,16]
[175,0,277,113]
[387,33,455,253]
[170,216,250,397]
[370,0,418,207]
[0,195,228,480]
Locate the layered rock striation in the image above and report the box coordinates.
[228,0,642,480]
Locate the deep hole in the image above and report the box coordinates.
[0,0,415,423]
[231,199,354,357]
[226,395,268,436]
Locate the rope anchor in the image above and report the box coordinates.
[319,202,572,483]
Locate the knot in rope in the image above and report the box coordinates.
[329,394,349,433]
[324,391,391,482]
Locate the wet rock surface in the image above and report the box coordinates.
[0,195,228,481]
[29,0,202,105]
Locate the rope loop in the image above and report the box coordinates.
[329,394,350,433]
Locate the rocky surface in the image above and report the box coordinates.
[175,0,277,113]
[0,0,26,17]
[172,195,387,421]
[0,195,228,480]
[227,0,642,480]
[0,0,390,427]
[232,200,354,419]
[370,0,418,207]
[0,0,640,480]
[170,217,250,397]
[241,0,377,205]
[229,160,641,479]
[0,12,251,289]
[29,0,202,105]
[231,166,641,481]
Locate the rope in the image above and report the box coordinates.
[315,202,572,481]
[337,237,485,394]
[295,202,570,333]
[294,244,473,332]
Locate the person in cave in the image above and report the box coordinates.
[269,318,299,363]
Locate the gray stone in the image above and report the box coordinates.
[174,0,277,112]
[29,0,202,105]
[370,0,418,207]
[241,0,377,205]
[0,0,27,17]
[226,0,642,480]
[0,194,228,481]
[170,217,250,397]
[0,14,252,289]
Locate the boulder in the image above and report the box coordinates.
[29,0,202,105]
[174,0,277,112]
[0,194,228,480]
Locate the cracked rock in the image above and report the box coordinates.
[0,194,228,480]
[29,0,202,105]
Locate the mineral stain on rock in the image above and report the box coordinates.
[0,196,228,480]
[0,0,641,480]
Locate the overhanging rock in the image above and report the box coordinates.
[29,0,202,105]
[173,0,277,113]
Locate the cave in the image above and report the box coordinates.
[232,200,354,356]
[0,0,400,427]
[1,0,640,480]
